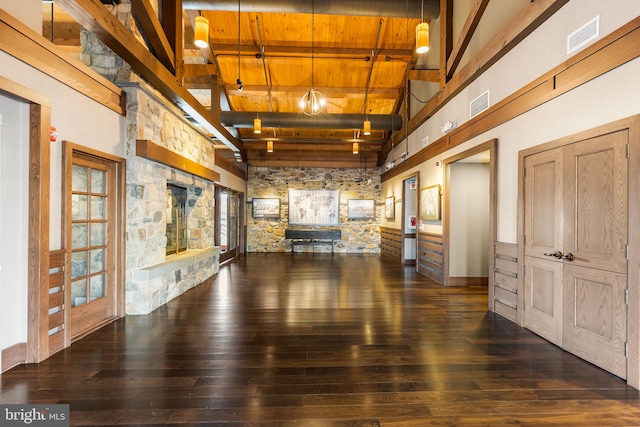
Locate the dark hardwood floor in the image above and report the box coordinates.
[2,253,640,426]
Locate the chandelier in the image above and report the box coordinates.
[300,0,325,116]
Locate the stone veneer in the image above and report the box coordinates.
[122,83,220,315]
[247,166,382,253]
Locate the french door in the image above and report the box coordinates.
[524,130,628,378]
[68,151,120,340]
[216,188,242,263]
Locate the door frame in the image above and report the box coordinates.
[62,141,126,342]
[442,139,497,289]
[517,115,640,389]
[216,186,245,263]
[401,172,419,265]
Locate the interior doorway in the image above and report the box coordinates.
[443,140,496,287]
[401,174,419,265]
[216,187,244,263]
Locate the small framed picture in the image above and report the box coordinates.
[252,198,280,218]
[385,196,395,220]
[420,184,441,221]
[348,199,375,220]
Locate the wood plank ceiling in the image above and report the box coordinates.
[43,0,440,168]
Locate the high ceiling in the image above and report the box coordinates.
[43,0,441,168]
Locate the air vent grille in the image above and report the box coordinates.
[470,90,490,119]
[567,16,599,54]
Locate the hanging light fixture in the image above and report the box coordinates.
[300,0,325,116]
[363,118,371,136]
[236,0,243,91]
[194,16,209,48]
[416,0,430,54]
[353,142,359,154]
[267,139,274,153]
[253,116,262,134]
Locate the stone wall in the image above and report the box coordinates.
[247,166,381,253]
[122,83,219,315]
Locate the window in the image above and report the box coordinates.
[166,184,188,255]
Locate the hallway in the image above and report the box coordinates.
[1,253,640,426]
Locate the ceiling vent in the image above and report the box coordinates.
[567,16,599,55]
[469,90,490,119]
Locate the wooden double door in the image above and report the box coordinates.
[524,130,628,378]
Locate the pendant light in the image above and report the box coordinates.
[267,140,274,153]
[253,116,262,134]
[300,0,325,115]
[416,0,430,54]
[363,118,371,136]
[194,16,209,49]
[353,142,359,154]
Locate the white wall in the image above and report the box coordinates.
[0,0,41,33]
[0,95,30,364]
[384,1,640,245]
[449,163,490,277]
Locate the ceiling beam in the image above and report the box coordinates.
[205,44,414,61]
[408,69,440,82]
[130,0,175,71]
[161,0,182,81]
[183,64,218,78]
[446,0,489,80]
[439,0,453,89]
[55,0,244,155]
[220,85,401,99]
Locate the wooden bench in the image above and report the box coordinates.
[285,228,341,253]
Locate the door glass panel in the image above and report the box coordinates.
[91,223,106,246]
[91,169,106,194]
[71,279,87,307]
[91,196,106,219]
[90,248,105,274]
[72,165,88,192]
[229,194,237,250]
[72,195,88,220]
[90,274,105,301]
[220,191,228,253]
[71,251,87,279]
[72,224,88,249]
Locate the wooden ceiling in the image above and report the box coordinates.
[43,0,440,168]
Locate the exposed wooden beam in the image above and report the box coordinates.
[161,0,183,82]
[439,0,453,89]
[446,0,490,80]
[137,139,221,182]
[379,0,569,165]
[131,0,175,71]
[222,85,401,99]
[56,0,243,155]
[205,44,414,61]
[408,69,440,82]
[183,64,217,78]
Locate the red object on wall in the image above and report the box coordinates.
[50,126,57,142]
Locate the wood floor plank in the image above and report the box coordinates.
[1,253,639,426]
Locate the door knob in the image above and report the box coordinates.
[543,251,563,259]
[562,252,574,261]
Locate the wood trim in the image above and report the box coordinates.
[381,13,640,181]
[215,154,248,181]
[442,139,496,289]
[448,277,488,286]
[0,9,125,115]
[48,249,67,357]
[439,0,453,90]
[136,139,221,182]
[1,343,27,373]
[493,241,518,323]
[408,69,440,83]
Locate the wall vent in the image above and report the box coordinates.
[567,16,599,55]
[469,90,490,119]
[422,135,429,147]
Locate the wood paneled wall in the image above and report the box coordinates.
[48,249,68,357]
[380,227,402,261]
[417,232,444,284]
[492,242,519,323]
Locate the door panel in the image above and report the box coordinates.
[563,131,628,274]
[524,256,563,346]
[563,264,627,378]
[524,148,563,259]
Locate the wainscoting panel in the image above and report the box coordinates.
[380,227,402,262]
[418,232,444,284]
[493,242,519,322]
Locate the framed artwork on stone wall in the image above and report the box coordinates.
[252,198,280,218]
[347,199,375,220]
[288,189,340,225]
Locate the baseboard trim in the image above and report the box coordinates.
[449,277,489,286]
[2,343,27,373]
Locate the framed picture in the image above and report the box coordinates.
[420,184,441,221]
[385,196,395,220]
[348,199,375,220]
[288,189,340,225]
[252,198,280,218]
